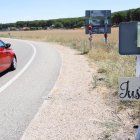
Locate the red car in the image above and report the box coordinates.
[0,40,17,73]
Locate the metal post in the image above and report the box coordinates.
[104,11,108,45]
[89,33,92,49]
[104,33,108,45]
[136,55,140,124]
[135,55,140,140]
[105,11,107,33]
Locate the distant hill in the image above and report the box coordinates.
[0,7,140,30]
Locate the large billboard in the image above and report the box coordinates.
[85,10,111,34]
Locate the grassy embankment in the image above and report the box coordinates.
[0,28,135,88]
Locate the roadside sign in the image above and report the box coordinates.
[119,22,140,55]
[119,77,140,101]
[85,10,111,34]
[119,22,140,139]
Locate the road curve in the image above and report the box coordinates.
[0,39,61,140]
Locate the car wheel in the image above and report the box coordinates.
[10,57,17,70]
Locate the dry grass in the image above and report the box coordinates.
[0,28,135,88]
[0,28,138,139]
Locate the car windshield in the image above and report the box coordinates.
[0,41,5,48]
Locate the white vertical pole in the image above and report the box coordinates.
[135,55,140,140]
[136,55,140,77]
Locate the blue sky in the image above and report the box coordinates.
[1,0,140,23]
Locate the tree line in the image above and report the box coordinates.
[0,7,140,31]
[0,17,85,31]
[112,7,140,25]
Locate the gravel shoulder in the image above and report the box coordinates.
[21,43,137,140]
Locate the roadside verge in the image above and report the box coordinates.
[21,43,135,140]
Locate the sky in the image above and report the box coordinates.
[1,0,140,23]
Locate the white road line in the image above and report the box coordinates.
[0,42,36,93]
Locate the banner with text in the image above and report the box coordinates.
[119,77,140,101]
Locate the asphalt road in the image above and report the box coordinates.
[0,39,61,140]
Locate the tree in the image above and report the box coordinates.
[131,9,140,21]
[46,20,54,27]
[112,13,125,25]
[126,10,132,21]
[54,22,63,28]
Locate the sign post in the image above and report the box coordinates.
[136,24,140,138]
[104,10,108,44]
[88,24,93,49]
[119,22,140,139]
[85,10,111,49]
[136,55,140,140]
[104,33,108,44]
[118,57,140,140]
[89,34,92,49]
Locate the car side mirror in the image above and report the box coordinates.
[5,43,11,48]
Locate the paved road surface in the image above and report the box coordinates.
[0,39,61,140]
